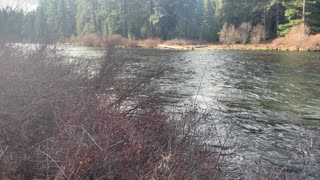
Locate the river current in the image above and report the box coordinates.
[61,45,320,179]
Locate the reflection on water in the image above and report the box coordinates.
[61,45,320,178]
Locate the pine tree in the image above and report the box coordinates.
[278,0,305,36]
[201,0,218,41]
[305,0,320,33]
[1,0,320,42]
[35,5,48,41]
[76,0,96,35]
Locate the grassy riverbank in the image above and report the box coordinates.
[158,42,320,51]
[159,34,320,52]
[157,44,296,51]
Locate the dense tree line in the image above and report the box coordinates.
[0,0,319,42]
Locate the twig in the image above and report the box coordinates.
[0,146,9,163]
[274,159,293,179]
[111,68,168,107]
[108,140,125,149]
[37,149,67,179]
[82,127,104,151]
[193,63,207,107]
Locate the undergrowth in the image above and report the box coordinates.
[0,42,221,179]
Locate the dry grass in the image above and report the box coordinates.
[67,34,162,49]
[304,34,320,51]
[137,38,162,48]
[120,38,139,48]
[158,32,320,52]
[72,33,104,47]
[285,24,309,51]
[163,39,202,46]
[65,27,320,52]
[270,27,320,51]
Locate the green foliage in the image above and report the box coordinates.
[305,0,320,33]
[278,0,320,36]
[279,19,303,36]
[278,0,303,36]
[76,0,95,36]
[201,0,218,41]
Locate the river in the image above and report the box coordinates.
[60,45,320,179]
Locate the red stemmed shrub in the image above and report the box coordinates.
[0,42,219,179]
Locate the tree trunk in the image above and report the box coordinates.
[276,0,281,36]
[90,0,98,33]
[303,0,306,23]
[264,6,267,37]
[148,0,154,38]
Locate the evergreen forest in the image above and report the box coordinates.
[1,0,320,43]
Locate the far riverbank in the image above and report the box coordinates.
[157,43,320,52]
[66,33,320,52]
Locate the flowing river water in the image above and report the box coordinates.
[60,45,320,179]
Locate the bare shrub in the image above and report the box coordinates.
[219,23,239,45]
[0,44,89,179]
[163,38,202,46]
[226,24,239,45]
[64,34,163,49]
[307,34,320,51]
[138,38,161,48]
[286,23,309,51]
[219,23,229,45]
[77,33,104,47]
[271,30,320,51]
[238,22,252,44]
[251,24,266,45]
[64,34,77,44]
[271,37,287,46]
[0,43,221,179]
[104,34,124,47]
[66,34,135,48]
[120,38,139,48]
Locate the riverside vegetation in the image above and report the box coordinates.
[66,24,320,51]
[0,40,226,179]
[0,38,317,180]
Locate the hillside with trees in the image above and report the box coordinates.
[0,0,320,45]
